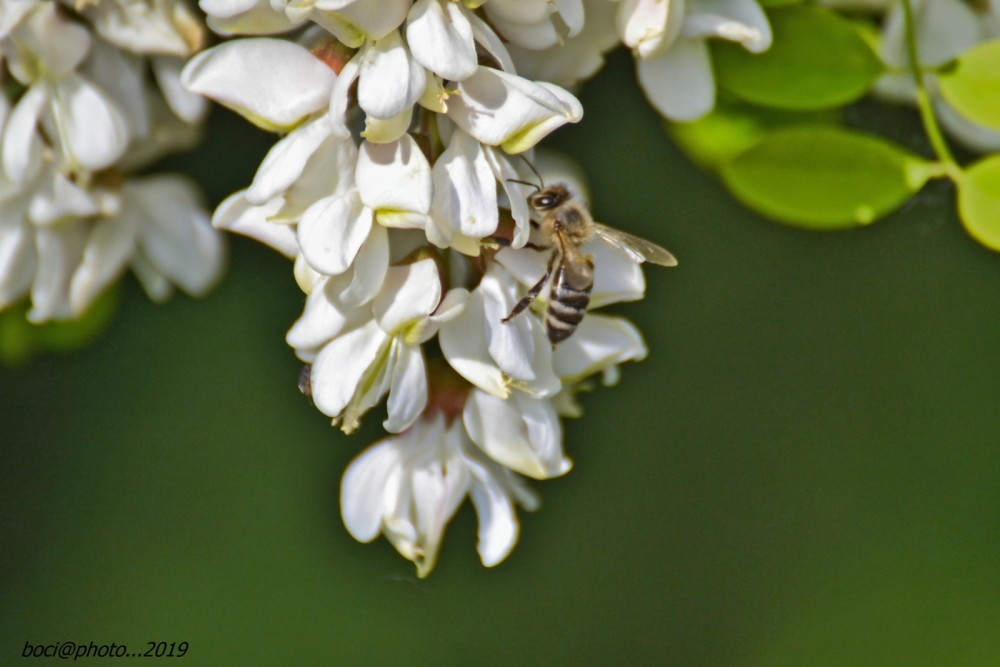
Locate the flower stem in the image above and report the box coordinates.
[899,0,961,181]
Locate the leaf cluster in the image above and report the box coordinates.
[668,2,1000,249]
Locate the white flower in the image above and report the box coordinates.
[439,262,560,399]
[181,37,338,131]
[426,127,533,252]
[621,0,772,121]
[294,257,467,433]
[507,0,620,89]
[463,388,571,479]
[340,414,539,577]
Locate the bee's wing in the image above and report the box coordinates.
[592,223,678,267]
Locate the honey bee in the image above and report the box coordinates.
[501,181,677,344]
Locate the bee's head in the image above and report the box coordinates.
[529,184,571,212]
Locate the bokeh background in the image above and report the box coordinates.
[4,50,1000,665]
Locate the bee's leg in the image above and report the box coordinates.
[502,254,556,323]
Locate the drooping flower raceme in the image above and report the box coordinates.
[181,0,680,576]
[0,0,223,324]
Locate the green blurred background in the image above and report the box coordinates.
[3,51,1000,665]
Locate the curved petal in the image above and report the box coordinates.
[439,289,509,398]
[463,389,570,479]
[211,191,298,257]
[407,0,477,81]
[356,135,433,214]
[311,320,388,418]
[466,456,520,566]
[683,0,772,52]
[431,130,498,240]
[339,221,389,307]
[341,438,400,542]
[373,257,442,333]
[636,37,714,122]
[53,74,130,171]
[182,38,336,131]
[357,31,425,120]
[552,314,647,382]
[298,191,372,276]
[448,67,583,153]
[130,176,224,296]
[246,117,334,204]
[384,343,428,432]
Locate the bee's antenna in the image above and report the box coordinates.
[507,178,541,193]
[519,155,545,188]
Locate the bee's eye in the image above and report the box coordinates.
[536,196,554,208]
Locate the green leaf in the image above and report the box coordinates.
[938,40,1000,131]
[958,155,1000,251]
[720,126,933,229]
[667,98,840,171]
[712,6,884,110]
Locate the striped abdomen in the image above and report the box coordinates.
[546,257,594,344]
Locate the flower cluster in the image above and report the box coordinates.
[183,0,682,575]
[0,0,224,323]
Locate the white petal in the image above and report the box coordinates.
[486,148,532,247]
[555,0,585,37]
[298,191,372,276]
[339,222,389,306]
[131,176,225,296]
[466,456,519,567]
[29,171,101,226]
[286,273,360,354]
[552,314,647,382]
[7,3,90,80]
[204,0,301,35]
[0,210,37,309]
[82,39,149,141]
[328,55,361,136]
[54,74,130,171]
[341,438,400,542]
[485,10,559,50]
[439,289,509,397]
[69,208,138,314]
[431,130,498,240]
[407,0,478,81]
[481,264,540,382]
[318,0,410,41]
[28,224,87,323]
[384,343,428,432]
[362,106,412,144]
[182,38,336,131]
[211,191,298,257]
[356,135,433,214]
[373,258,442,334]
[636,37,715,122]
[311,320,387,418]
[357,31,425,120]
[683,0,772,52]
[463,389,569,479]
[465,10,516,73]
[587,237,646,307]
[485,0,550,24]
[152,57,209,124]
[449,68,583,153]
[618,0,684,59]
[3,85,45,185]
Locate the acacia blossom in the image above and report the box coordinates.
[180,0,678,576]
[0,0,223,323]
